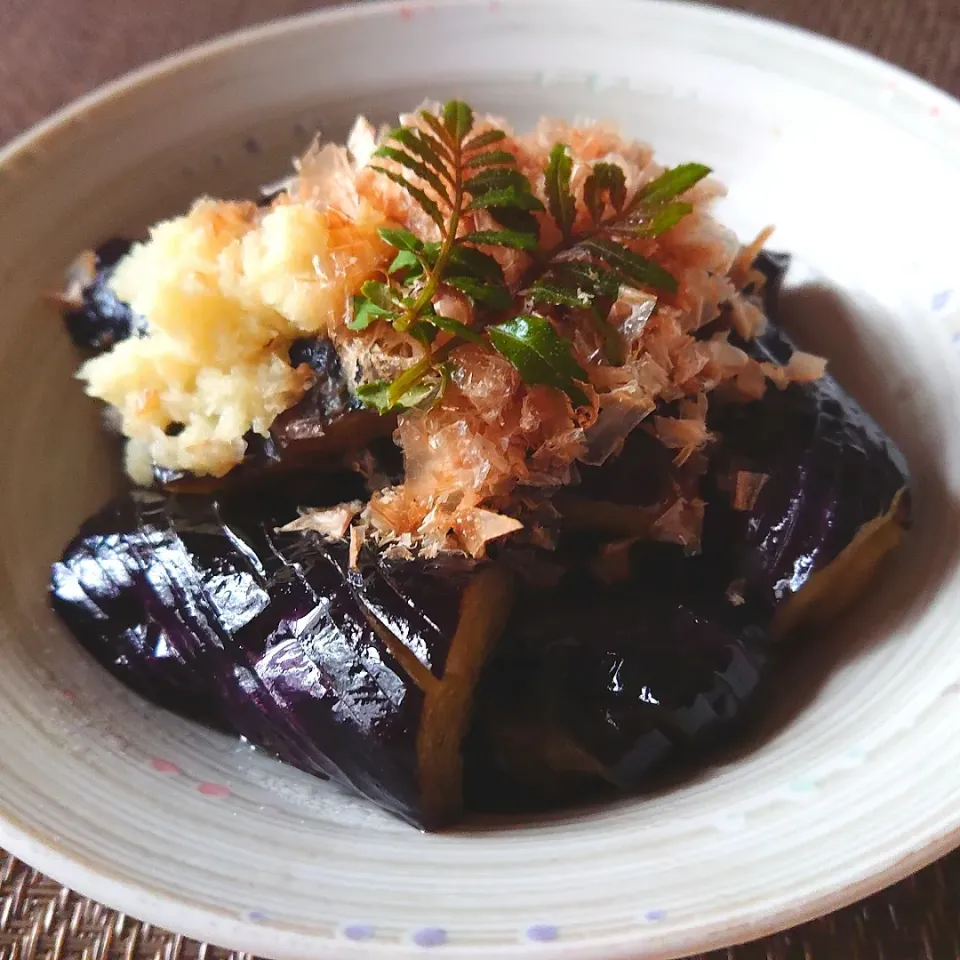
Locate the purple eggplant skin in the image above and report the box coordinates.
[701,255,911,629]
[62,239,143,353]
[50,487,511,828]
[468,585,771,809]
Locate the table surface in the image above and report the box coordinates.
[2,1,960,959]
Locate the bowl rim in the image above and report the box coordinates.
[2,1,960,957]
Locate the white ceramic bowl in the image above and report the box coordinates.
[2,2,960,957]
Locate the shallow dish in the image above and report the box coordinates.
[2,1,960,957]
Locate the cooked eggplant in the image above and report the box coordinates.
[557,254,910,636]
[50,489,514,828]
[152,337,397,494]
[703,256,911,635]
[468,584,771,810]
[62,238,142,352]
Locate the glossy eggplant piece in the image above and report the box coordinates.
[154,337,397,494]
[468,585,771,808]
[62,238,142,352]
[50,490,513,828]
[703,258,911,634]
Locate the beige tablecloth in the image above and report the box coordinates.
[1,1,959,958]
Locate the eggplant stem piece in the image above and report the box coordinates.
[773,487,910,638]
[417,565,515,827]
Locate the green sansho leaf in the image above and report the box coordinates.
[408,319,438,347]
[590,307,625,366]
[583,162,627,223]
[444,275,513,309]
[378,227,423,252]
[545,143,576,239]
[349,295,393,331]
[357,379,437,414]
[552,261,625,300]
[442,245,505,285]
[581,237,679,294]
[526,279,593,309]
[468,186,546,212]
[391,127,453,179]
[629,201,694,238]
[373,146,451,204]
[488,314,589,407]
[370,165,444,229]
[462,229,538,252]
[359,280,399,310]
[443,100,474,140]
[638,163,711,204]
[388,249,422,276]
[431,315,485,344]
[485,206,540,238]
[363,99,709,410]
[463,129,507,151]
[465,150,516,169]
[465,167,535,195]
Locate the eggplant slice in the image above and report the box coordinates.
[704,255,911,635]
[50,489,514,828]
[62,238,142,353]
[468,584,772,810]
[555,253,910,636]
[155,338,397,493]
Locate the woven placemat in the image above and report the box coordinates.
[1,1,959,958]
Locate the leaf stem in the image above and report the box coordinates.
[387,338,458,405]
[393,135,465,334]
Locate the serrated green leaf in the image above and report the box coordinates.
[545,143,576,239]
[553,261,624,299]
[465,167,533,195]
[420,111,453,148]
[527,279,593,309]
[462,229,539,251]
[638,162,711,204]
[487,206,541,237]
[360,280,400,309]
[436,360,456,398]
[487,314,588,406]
[349,295,395,331]
[463,129,507,151]
[388,250,423,276]
[370,165,445,229]
[468,186,546,212]
[378,226,423,252]
[581,237,678,293]
[583,162,627,223]
[443,100,474,141]
[590,307,625,366]
[357,378,436,414]
[373,145,451,204]
[620,201,694,238]
[408,319,438,347]
[464,150,516,169]
[444,275,513,309]
[638,200,693,237]
[443,245,505,284]
[431,315,484,344]
[391,127,453,179]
